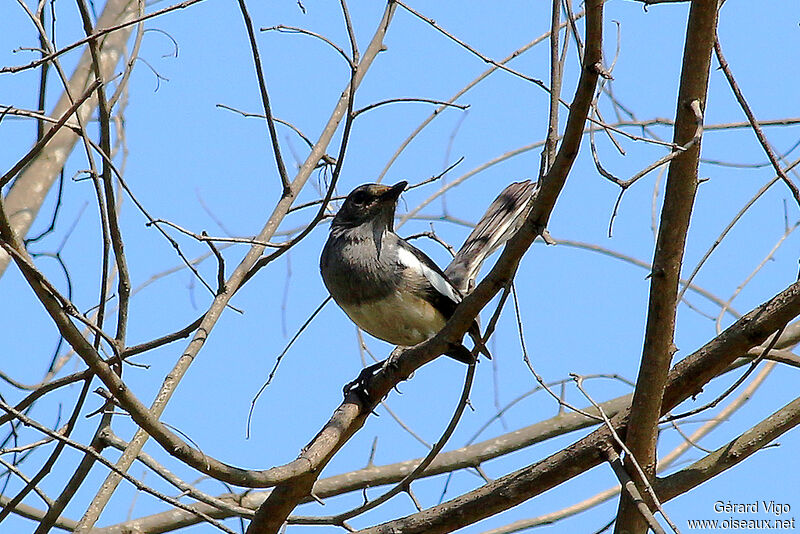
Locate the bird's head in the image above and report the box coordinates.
[331,181,407,230]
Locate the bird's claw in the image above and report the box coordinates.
[343,360,383,405]
[343,352,405,406]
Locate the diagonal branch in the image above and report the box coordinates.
[0,79,100,189]
[606,449,667,534]
[353,278,800,534]
[713,35,800,208]
[236,0,291,194]
[655,394,800,502]
[0,0,139,279]
[72,5,398,531]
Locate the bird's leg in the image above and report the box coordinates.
[384,346,405,370]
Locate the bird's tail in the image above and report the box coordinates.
[445,180,539,293]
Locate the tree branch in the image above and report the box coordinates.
[73,4,398,531]
[616,1,720,531]
[713,35,800,208]
[655,394,800,501]
[353,278,800,534]
[0,0,139,278]
[235,0,292,195]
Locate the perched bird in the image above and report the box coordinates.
[320,180,536,364]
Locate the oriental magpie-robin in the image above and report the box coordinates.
[320,180,536,364]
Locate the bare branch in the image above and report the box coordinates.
[0,398,239,534]
[605,449,667,534]
[0,79,101,189]
[655,394,800,502]
[0,0,140,278]
[714,35,800,208]
[617,1,720,529]
[236,0,291,194]
[0,0,206,75]
[353,98,469,118]
[261,25,354,68]
[353,278,800,534]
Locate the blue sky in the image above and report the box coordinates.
[2,1,800,532]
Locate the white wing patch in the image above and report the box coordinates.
[397,247,461,303]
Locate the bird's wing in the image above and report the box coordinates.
[396,240,462,305]
[397,237,492,359]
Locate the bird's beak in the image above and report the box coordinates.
[381,181,407,202]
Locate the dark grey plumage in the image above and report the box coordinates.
[320,180,536,364]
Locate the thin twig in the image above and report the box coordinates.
[714,35,800,208]
[1,0,208,75]
[353,98,469,118]
[149,218,285,248]
[573,376,680,534]
[666,326,786,421]
[676,156,800,305]
[394,1,547,91]
[261,25,354,68]
[246,297,331,438]
[0,399,239,534]
[236,0,291,194]
[0,78,101,188]
[715,220,800,332]
[513,284,603,420]
[605,449,667,534]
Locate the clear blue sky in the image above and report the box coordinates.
[2,1,800,532]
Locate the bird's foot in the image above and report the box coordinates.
[343,360,384,405]
[343,349,404,406]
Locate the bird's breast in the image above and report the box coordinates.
[321,231,397,303]
[321,228,448,346]
[338,291,447,347]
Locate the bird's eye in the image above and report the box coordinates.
[351,191,368,205]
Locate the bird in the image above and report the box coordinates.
[320,179,537,366]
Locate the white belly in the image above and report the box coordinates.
[338,292,447,346]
